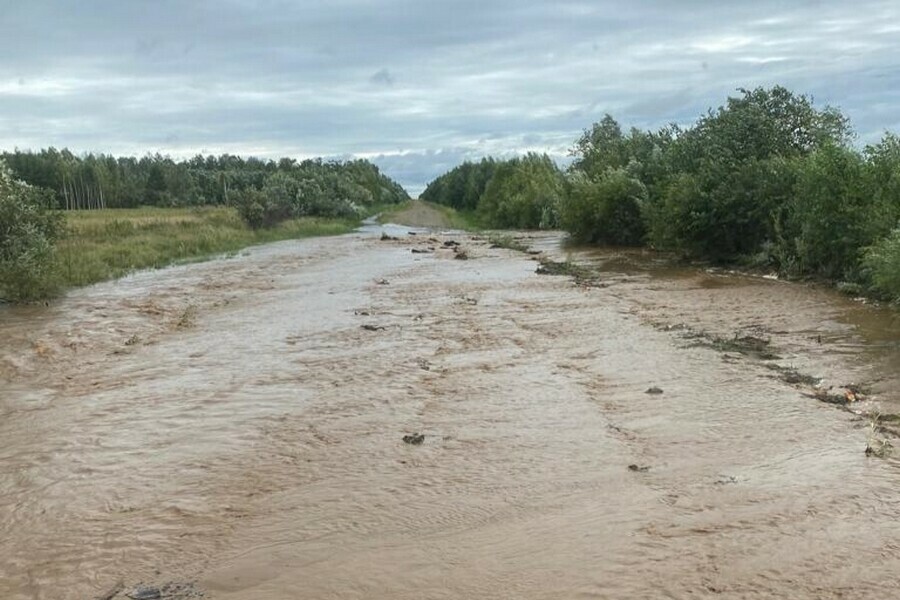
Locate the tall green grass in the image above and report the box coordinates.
[55,206,356,289]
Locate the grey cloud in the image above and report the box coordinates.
[370,68,395,87]
[1,0,898,191]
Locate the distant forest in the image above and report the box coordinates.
[1,150,408,212]
[421,86,900,303]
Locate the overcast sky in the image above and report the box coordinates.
[2,1,899,194]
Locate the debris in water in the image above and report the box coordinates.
[124,582,205,600]
[380,232,398,241]
[411,248,433,254]
[361,324,386,332]
[686,331,781,360]
[127,586,161,600]
[805,387,865,406]
[403,433,425,445]
[628,464,650,472]
[715,475,739,485]
[764,364,820,386]
[535,258,601,286]
[375,278,389,285]
[865,416,893,458]
[442,240,460,247]
[175,305,197,329]
[354,310,371,316]
[645,386,664,395]
[453,248,469,260]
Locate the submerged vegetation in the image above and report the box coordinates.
[0,153,408,301]
[423,86,900,303]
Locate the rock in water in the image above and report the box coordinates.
[127,586,162,600]
[403,433,425,445]
[645,386,664,394]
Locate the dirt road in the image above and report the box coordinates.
[380,200,454,229]
[1,226,899,599]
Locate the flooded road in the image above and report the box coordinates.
[1,228,899,599]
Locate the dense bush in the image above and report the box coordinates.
[0,161,63,301]
[231,161,405,228]
[781,144,874,280]
[863,229,900,303]
[560,170,646,245]
[478,154,565,229]
[423,85,900,302]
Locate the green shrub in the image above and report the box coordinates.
[561,170,647,245]
[782,144,874,280]
[863,229,900,302]
[478,153,564,229]
[0,161,63,301]
[232,171,367,228]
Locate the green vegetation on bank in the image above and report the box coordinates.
[1,152,409,301]
[55,207,357,291]
[422,86,900,304]
[0,162,63,301]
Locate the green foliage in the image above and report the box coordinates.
[420,154,563,230]
[561,170,647,245]
[863,228,900,303]
[649,158,798,260]
[646,87,848,261]
[0,161,63,301]
[420,158,497,211]
[424,85,900,304]
[664,86,850,174]
[1,150,408,212]
[478,154,565,229]
[230,161,405,228]
[864,134,900,238]
[781,145,873,279]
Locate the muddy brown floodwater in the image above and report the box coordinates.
[1,226,899,600]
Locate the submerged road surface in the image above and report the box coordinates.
[1,228,899,599]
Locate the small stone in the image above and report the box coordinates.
[645,386,664,394]
[403,433,425,445]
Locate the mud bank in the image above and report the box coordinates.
[1,228,899,599]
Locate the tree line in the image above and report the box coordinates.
[2,149,408,214]
[0,151,409,300]
[421,86,900,303]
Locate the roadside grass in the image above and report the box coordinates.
[55,206,358,289]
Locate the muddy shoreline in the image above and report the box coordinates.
[2,227,899,599]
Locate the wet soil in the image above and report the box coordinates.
[1,227,899,599]
[380,200,453,229]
